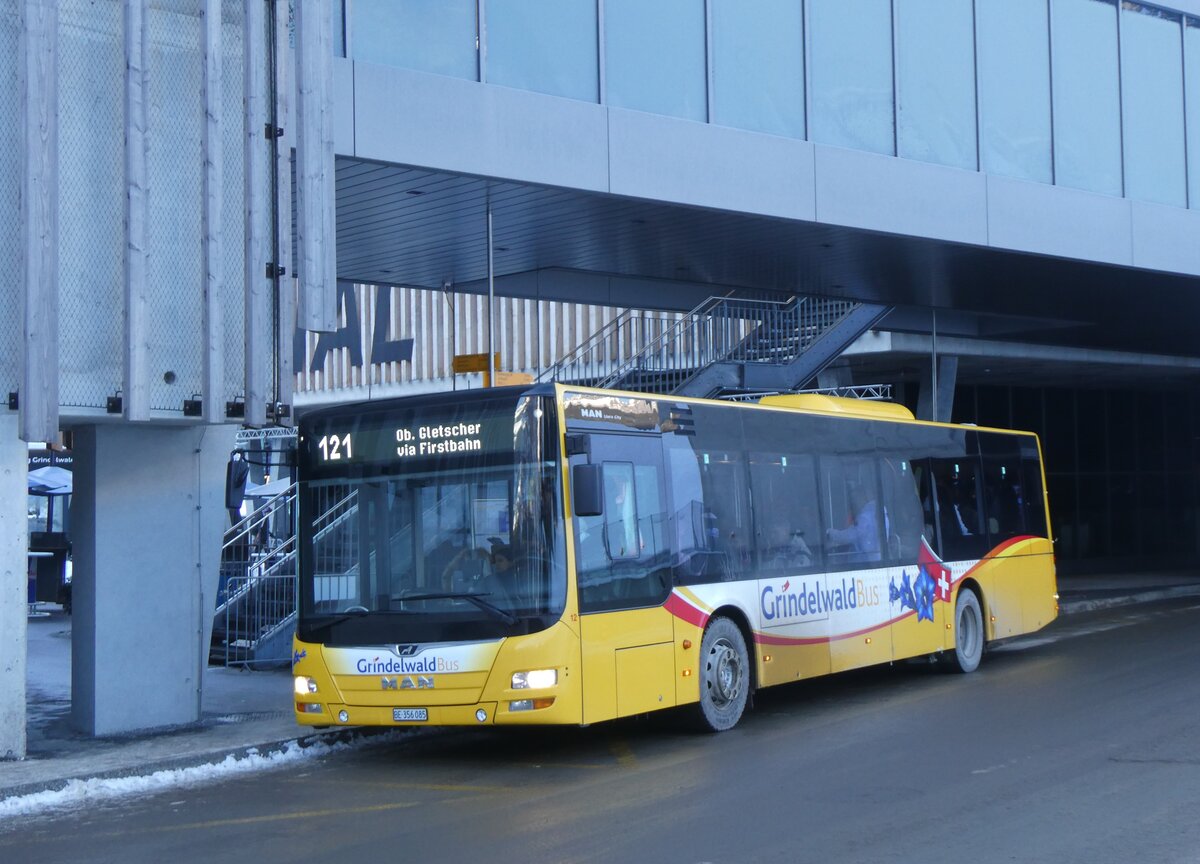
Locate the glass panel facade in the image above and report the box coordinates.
[604,0,706,121]
[1051,0,1122,195]
[977,0,1052,183]
[711,0,805,138]
[485,0,598,101]
[1121,4,1186,207]
[351,0,478,80]
[1188,20,1200,208]
[895,0,976,169]
[808,0,894,154]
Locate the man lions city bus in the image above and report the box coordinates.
[293,384,1056,732]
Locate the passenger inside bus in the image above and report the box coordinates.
[765,521,814,570]
[825,484,881,561]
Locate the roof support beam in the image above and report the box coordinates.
[20,0,59,443]
[123,0,149,421]
[273,0,295,417]
[201,0,224,422]
[295,0,337,333]
[243,0,269,427]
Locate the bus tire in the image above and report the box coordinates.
[693,617,750,732]
[947,588,984,674]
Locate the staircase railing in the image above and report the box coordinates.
[585,295,870,395]
[536,307,686,385]
[213,484,358,668]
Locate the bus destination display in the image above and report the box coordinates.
[309,417,505,467]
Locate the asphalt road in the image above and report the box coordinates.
[5,598,1200,864]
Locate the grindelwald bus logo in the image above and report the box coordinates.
[761,576,881,622]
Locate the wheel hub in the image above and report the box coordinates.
[708,639,741,706]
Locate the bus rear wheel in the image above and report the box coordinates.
[693,617,750,732]
[947,588,984,674]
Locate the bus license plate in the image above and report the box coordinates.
[393,708,428,722]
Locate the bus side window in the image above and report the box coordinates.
[879,456,924,566]
[930,457,988,561]
[577,460,672,613]
[602,463,640,559]
[748,451,820,574]
[819,454,883,568]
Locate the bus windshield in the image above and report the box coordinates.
[297,391,566,645]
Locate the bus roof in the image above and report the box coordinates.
[757,393,916,421]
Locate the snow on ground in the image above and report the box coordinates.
[0,734,399,823]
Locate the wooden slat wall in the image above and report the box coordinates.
[296,285,684,400]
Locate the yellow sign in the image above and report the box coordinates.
[451,353,501,374]
[492,371,534,387]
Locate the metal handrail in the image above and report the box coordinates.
[587,294,864,395]
[594,295,785,391]
[536,307,685,385]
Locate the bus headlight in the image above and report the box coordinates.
[511,669,557,690]
[294,676,318,695]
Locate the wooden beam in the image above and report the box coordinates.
[20,0,59,444]
[273,0,295,420]
[201,0,224,422]
[123,0,149,421]
[243,0,268,427]
[295,0,337,333]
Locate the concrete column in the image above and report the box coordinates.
[70,423,235,736]
[917,355,959,423]
[817,365,853,390]
[0,414,28,760]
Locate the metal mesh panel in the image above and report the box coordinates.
[221,0,246,405]
[147,1,203,411]
[57,0,125,410]
[0,1,20,397]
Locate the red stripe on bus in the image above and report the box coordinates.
[664,592,710,629]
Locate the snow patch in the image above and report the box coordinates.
[0,737,347,822]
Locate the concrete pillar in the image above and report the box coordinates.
[0,414,28,760]
[70,423,235,736]
[817,365,853,390]
[917,355,959,423]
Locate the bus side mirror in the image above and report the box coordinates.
[225,453,249,510]
[572,463,604,517]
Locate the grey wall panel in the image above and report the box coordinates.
[146,6,205,412]
[987,174,1132,266]
[607,108,815,220]
[352,63,609,192]
[1166,0,1200,16]
[333,55,353,158]
[1131,201,1200,276]
[0,3,19,397]
[58,0,123,412]
[813,144,987,245]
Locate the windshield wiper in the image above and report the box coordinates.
[395,592,519,626]
[312,606,374,631]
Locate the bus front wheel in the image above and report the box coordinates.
[693,617,750,732]
[947,588,984,674]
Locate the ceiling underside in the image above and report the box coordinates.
[334,157,1200,381]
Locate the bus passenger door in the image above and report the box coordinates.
[572,434,676,724]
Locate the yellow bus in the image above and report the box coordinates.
[292,384,1056,732]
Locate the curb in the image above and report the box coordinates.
[0,724,419,805]
[1058,584,1200,615]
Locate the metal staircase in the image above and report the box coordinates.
[210,483,298,668]
[541,293,890,398]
